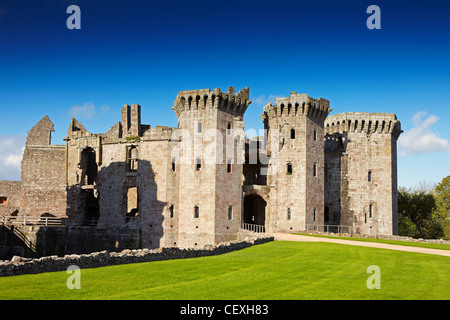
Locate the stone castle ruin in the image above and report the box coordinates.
[0,87,402,257]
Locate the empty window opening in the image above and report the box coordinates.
[365,213,367,223]
[0,197,7,205]
[194,206,199,219]
[80,147,97,185]
[368,170,372,182]
[290,128,295,139]
[369,203,373,218]
[313,208,317,222]
[287,163,293,175]
[228,206,233,220]
[324,206,330,223]
[313,129,317,141]
[313,163,317,177]
[126,187,139,220]
[128,146,138,172]
[287,208,291,220]
[227,159,232,173]
[195,158,202,171]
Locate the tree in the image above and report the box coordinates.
[433,176,450,239]
[398,187,441,239]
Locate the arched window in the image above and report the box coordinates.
[128,146,138,172]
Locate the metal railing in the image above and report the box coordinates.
[305,224,354,234]
[241,222,266,233]
[1,216,66,227]
[83,218,99,226]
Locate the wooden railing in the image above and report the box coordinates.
[241,222,266,233]
[1,216,66,227]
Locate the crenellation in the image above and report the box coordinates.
[0,86,401,259]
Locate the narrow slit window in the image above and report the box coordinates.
[227,159,232,173]
[194,206,199,219]
[197,121,202,133]
[172,158,176,172]
[313,163,317,177]
[228,206,233,220]
[368,170,372,182]
[195,158,202,171]
[313,208,316,222]
[313,129,317,141]
[369,203,373,218]
[290,128,295,139]
[287,208,291,220]
[169,205,174,219]
[287,163,292,175]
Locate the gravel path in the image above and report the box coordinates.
[270,233,450,257]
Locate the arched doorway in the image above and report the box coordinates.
[243,194,266,227]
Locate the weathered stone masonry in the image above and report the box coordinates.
[0,86,402,257]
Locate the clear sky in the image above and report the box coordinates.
[0,0,449,188]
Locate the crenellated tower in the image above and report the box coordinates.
[261,92,332,233]
[324,112,402,235]
[172,87,251,247]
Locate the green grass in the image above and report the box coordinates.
[0,241,449,300]
[293,233,450,250]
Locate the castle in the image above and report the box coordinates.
[0,87,402,253]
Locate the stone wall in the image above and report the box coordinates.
[0,235,274,277]
[0,180,21,216]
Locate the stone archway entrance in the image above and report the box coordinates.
[243,194,266,227]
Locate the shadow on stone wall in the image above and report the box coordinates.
[33,158,166,257]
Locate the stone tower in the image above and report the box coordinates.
[324,112,402,235]
[172,87,251,247]
[261,92,332,233]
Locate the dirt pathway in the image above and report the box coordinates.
[270,233,450,257]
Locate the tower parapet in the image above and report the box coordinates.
[325,112,402,139]
[261,92,332,122]
[172,87,251,119]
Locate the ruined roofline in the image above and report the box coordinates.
[172,86,252,118]
[325,112,403,138]
[261,91,332,122]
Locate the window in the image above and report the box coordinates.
[195,158,202,171]
[287,208,291,220]
[194,206,199,218]
[126,187,139,219]
[368,170,372,182]
[287,163,292,175]
[227,122,232,134]
[313,129,317,141]
[227,159,232,173]
[169,205,174,219]
[197,121,202,133]
[290,128,295,139]
[172,158,176,172]
[313,208,317,222]
[313,163,317,177]
[369,203,373,218]
[324,206,330,223]
[228,206,233,220]
[365,213,367,223]
[128,146,138,172]
[0,197,7,205]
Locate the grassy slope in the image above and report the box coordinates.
[293,233,450,250]
[0,241,449,300]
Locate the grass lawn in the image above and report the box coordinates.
[293,233,450,250]
[0,241,449,300]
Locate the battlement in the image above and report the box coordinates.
[325,112,402,139]
[172,87,251,119]
[261,92,332,122]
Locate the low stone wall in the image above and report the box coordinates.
[0,235,274,277]
[301,230,450,244]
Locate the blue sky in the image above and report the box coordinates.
[0,0,449,187]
